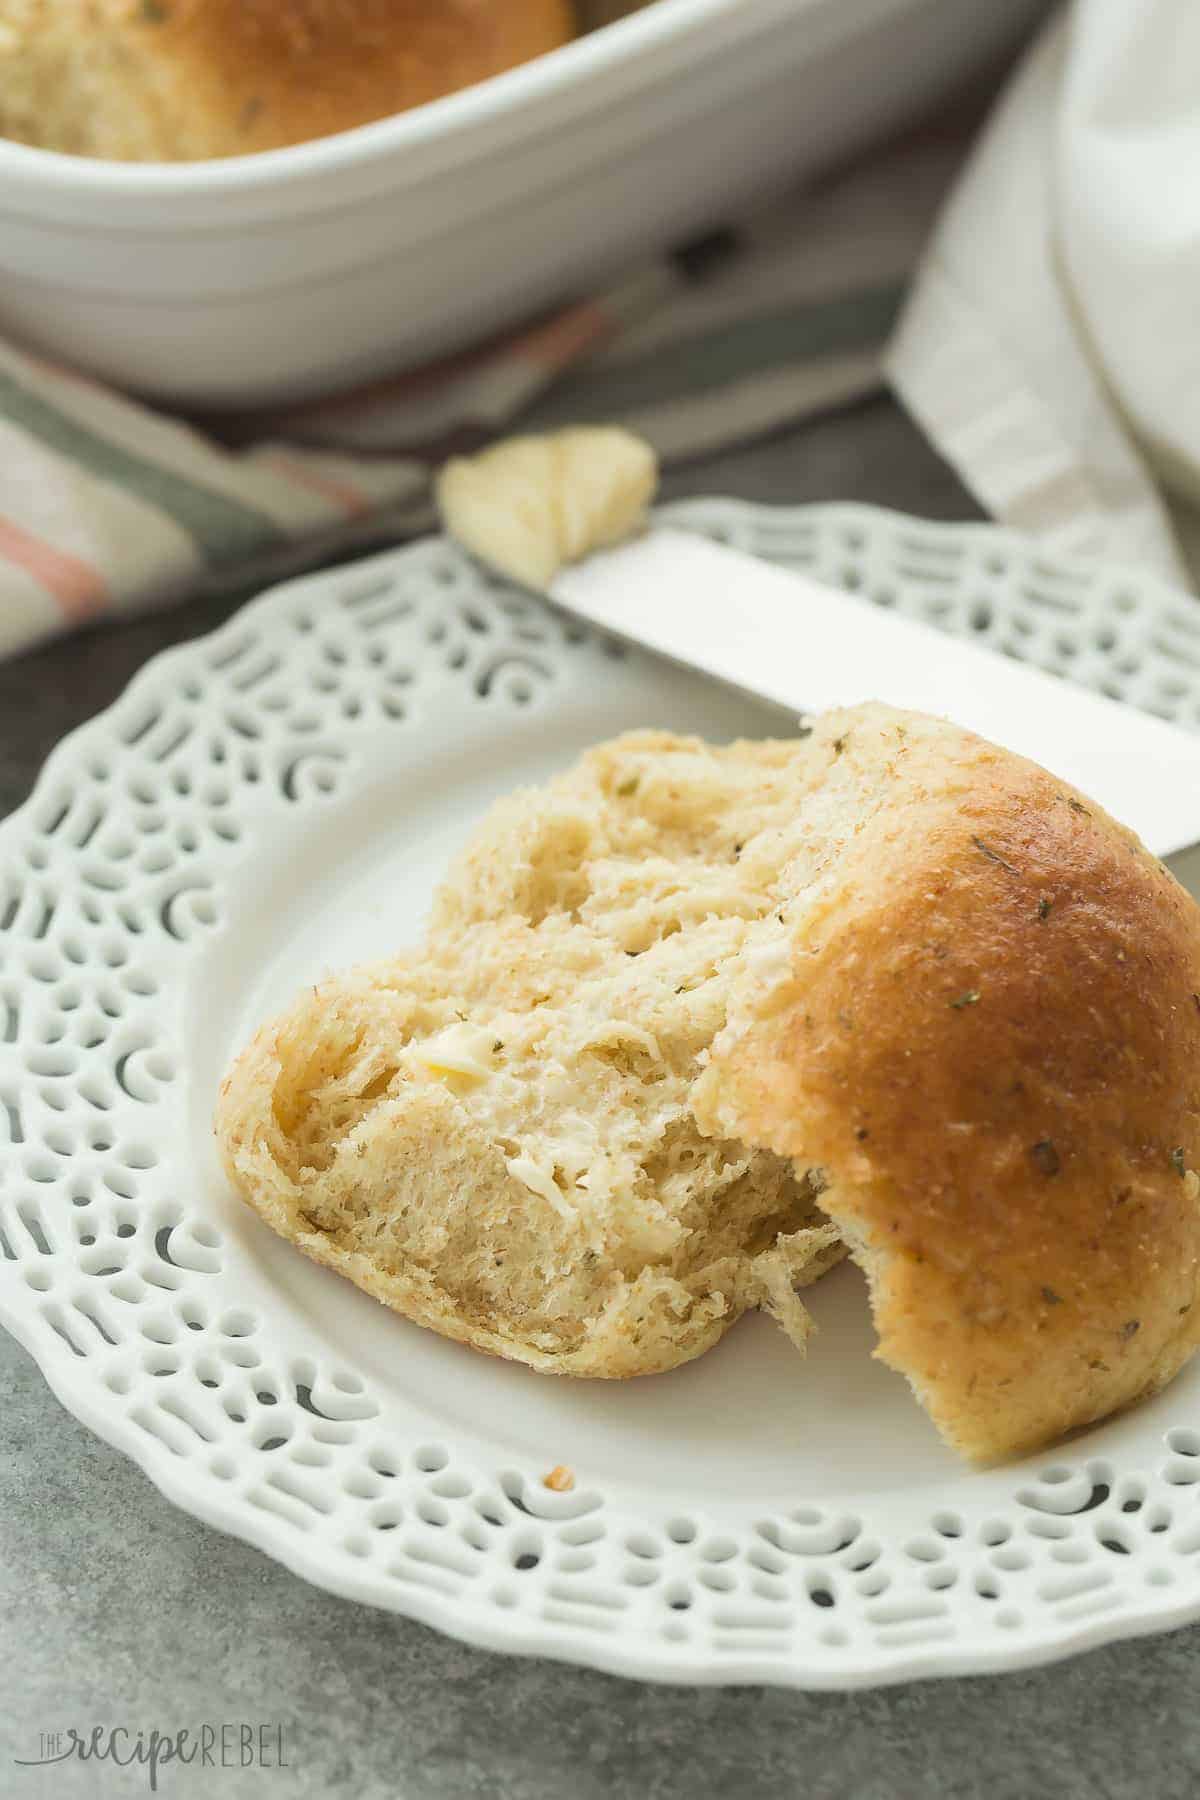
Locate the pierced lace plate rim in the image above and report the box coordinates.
[3,498,1200,1691]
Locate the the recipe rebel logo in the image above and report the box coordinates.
[14,1723,289,1790]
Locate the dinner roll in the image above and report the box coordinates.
[216,702,1200,1460]
[0,0,576,161]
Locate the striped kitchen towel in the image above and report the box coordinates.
[0,139,955,663]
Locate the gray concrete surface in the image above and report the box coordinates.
[5,397,1200,1800]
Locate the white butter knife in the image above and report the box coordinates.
[548,526,1200,882]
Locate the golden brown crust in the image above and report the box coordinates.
[0,0,575,160]
[697,708,1200,1461]
[148,0,575,153]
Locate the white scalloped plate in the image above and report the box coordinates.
[6,501,1200,1691]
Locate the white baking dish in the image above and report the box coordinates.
[0,0,1043,408]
